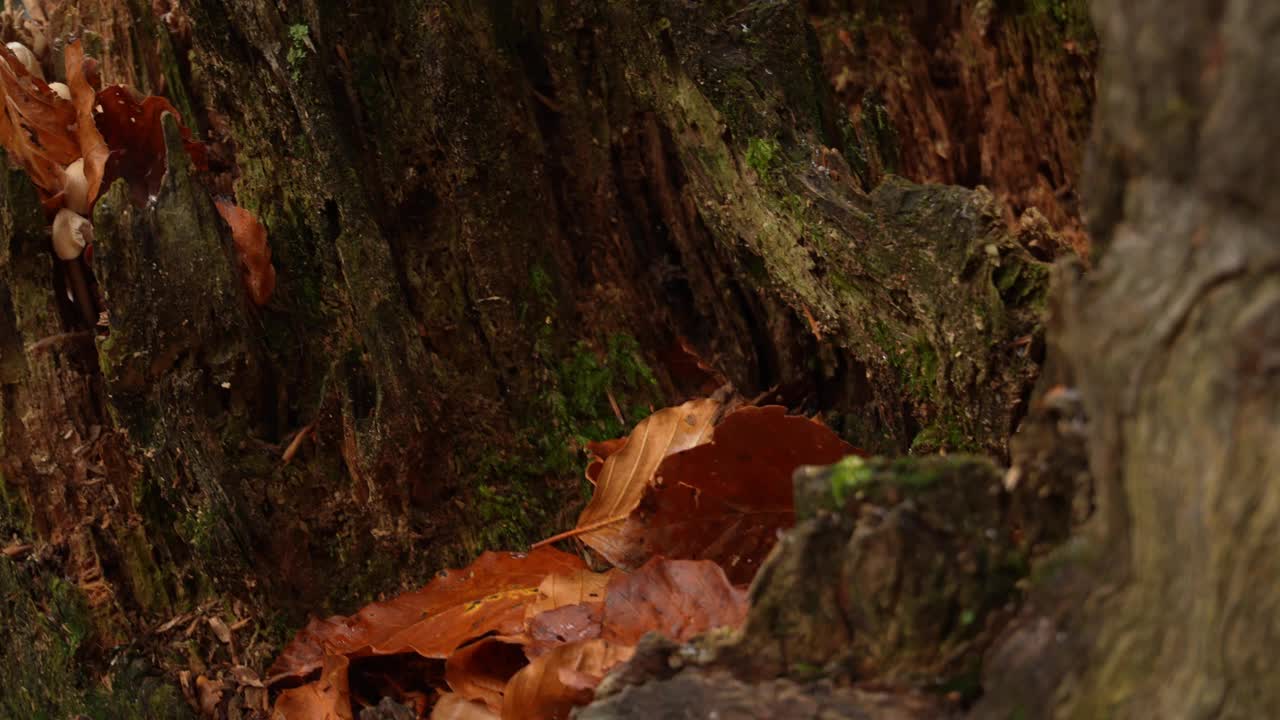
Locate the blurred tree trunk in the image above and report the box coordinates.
[0,0,1068,715]
[977,0,1280,717]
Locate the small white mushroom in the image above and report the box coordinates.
[61,159,90,215]
[47,81,70,101]
[5,41,41,79]
[52,208,94,260]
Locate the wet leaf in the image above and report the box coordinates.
[444,638,529,711]
[214,200,277,306]
[600,557,747,646]
[95,84,207,206]
[271,654,353,720]
[431,693,500,720]
[500,639,634,720]
[639,406,858,583]
[0,42,77,194]
[268,549,585,686]
[526,602,602,658]
[525,569,612,621]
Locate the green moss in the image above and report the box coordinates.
[1017,0,1093,42]
[0,559,190,719]
[287,24,313,82]
[826,455,875,506]
[463,331,661,554]
[745,137,783,179]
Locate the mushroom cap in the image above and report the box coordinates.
[52,208,93,260]
[62,159,90,215]
[5,42,41,79]
[47,81,70,101]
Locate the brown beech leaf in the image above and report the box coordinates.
[500,639,634,720]
[0,42,77,194]
[64,39,107,204]
[526,603,602,658]
[536,398,720,565]
[214,200,277,306]
[267,549,585,686]
[271,654,354,720]
[431,693,500,720]
[445,638,529,712]
[600,557,747,646]
[95,84,207,206]
[584,438,627,486]
[521,570,614,658]
[639,405,858,584]
[525,569,613,621]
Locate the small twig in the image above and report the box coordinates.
[606,389,625,425]
[531,514,627,549]
[281,422,315,464]
[25,330,93,354]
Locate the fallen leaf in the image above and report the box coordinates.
[600,557,747,646]
[196,675,227,718]
[64,40,107,205]
[268,549,585,686]
[525,570,612,621]
[0,42,77,194]
[209,616,233,644]
[445,638,529,711]
[526,602,603,659]
[431,693,500,720]
[536,399,720,565]
[272,654,353,720]
[638,406,857,583]
[584,438,627,485]
[95,84,207,206]
[214,200,277,306]
[500,640,634,720]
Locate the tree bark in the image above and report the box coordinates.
[976,0,1280,718]
[0,0,1066,714]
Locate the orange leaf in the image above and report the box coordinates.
[0,43,77,195]
[522,570,614,658]
[639,406,857,583]
[271,654,353,720]
[268,549,585,686]
[600,557,747,646]
[431,693,500,720]
[536,398,720,563]
[214,200,277,306]
[500,639,634,720]
[525,570,613,621]
[584,437,627,486]
[445,638,529,711]
[64,39,108,205]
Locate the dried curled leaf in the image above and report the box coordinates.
[271,654,354,720]
[445,638,529,712]
[549,398,720,565]
[600,557,747,646]
[214,200,277,306]
[500,640,634,720]
[63,39,107,206]
[95,84,207,206]
[267,549,585,686]
[0,41,76,194]
[639,406,858,584]
[431,693,500,720]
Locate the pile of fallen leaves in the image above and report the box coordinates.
[268,398,860,719]
[0,35,274,306]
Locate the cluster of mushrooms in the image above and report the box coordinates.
[6,38,97,317]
